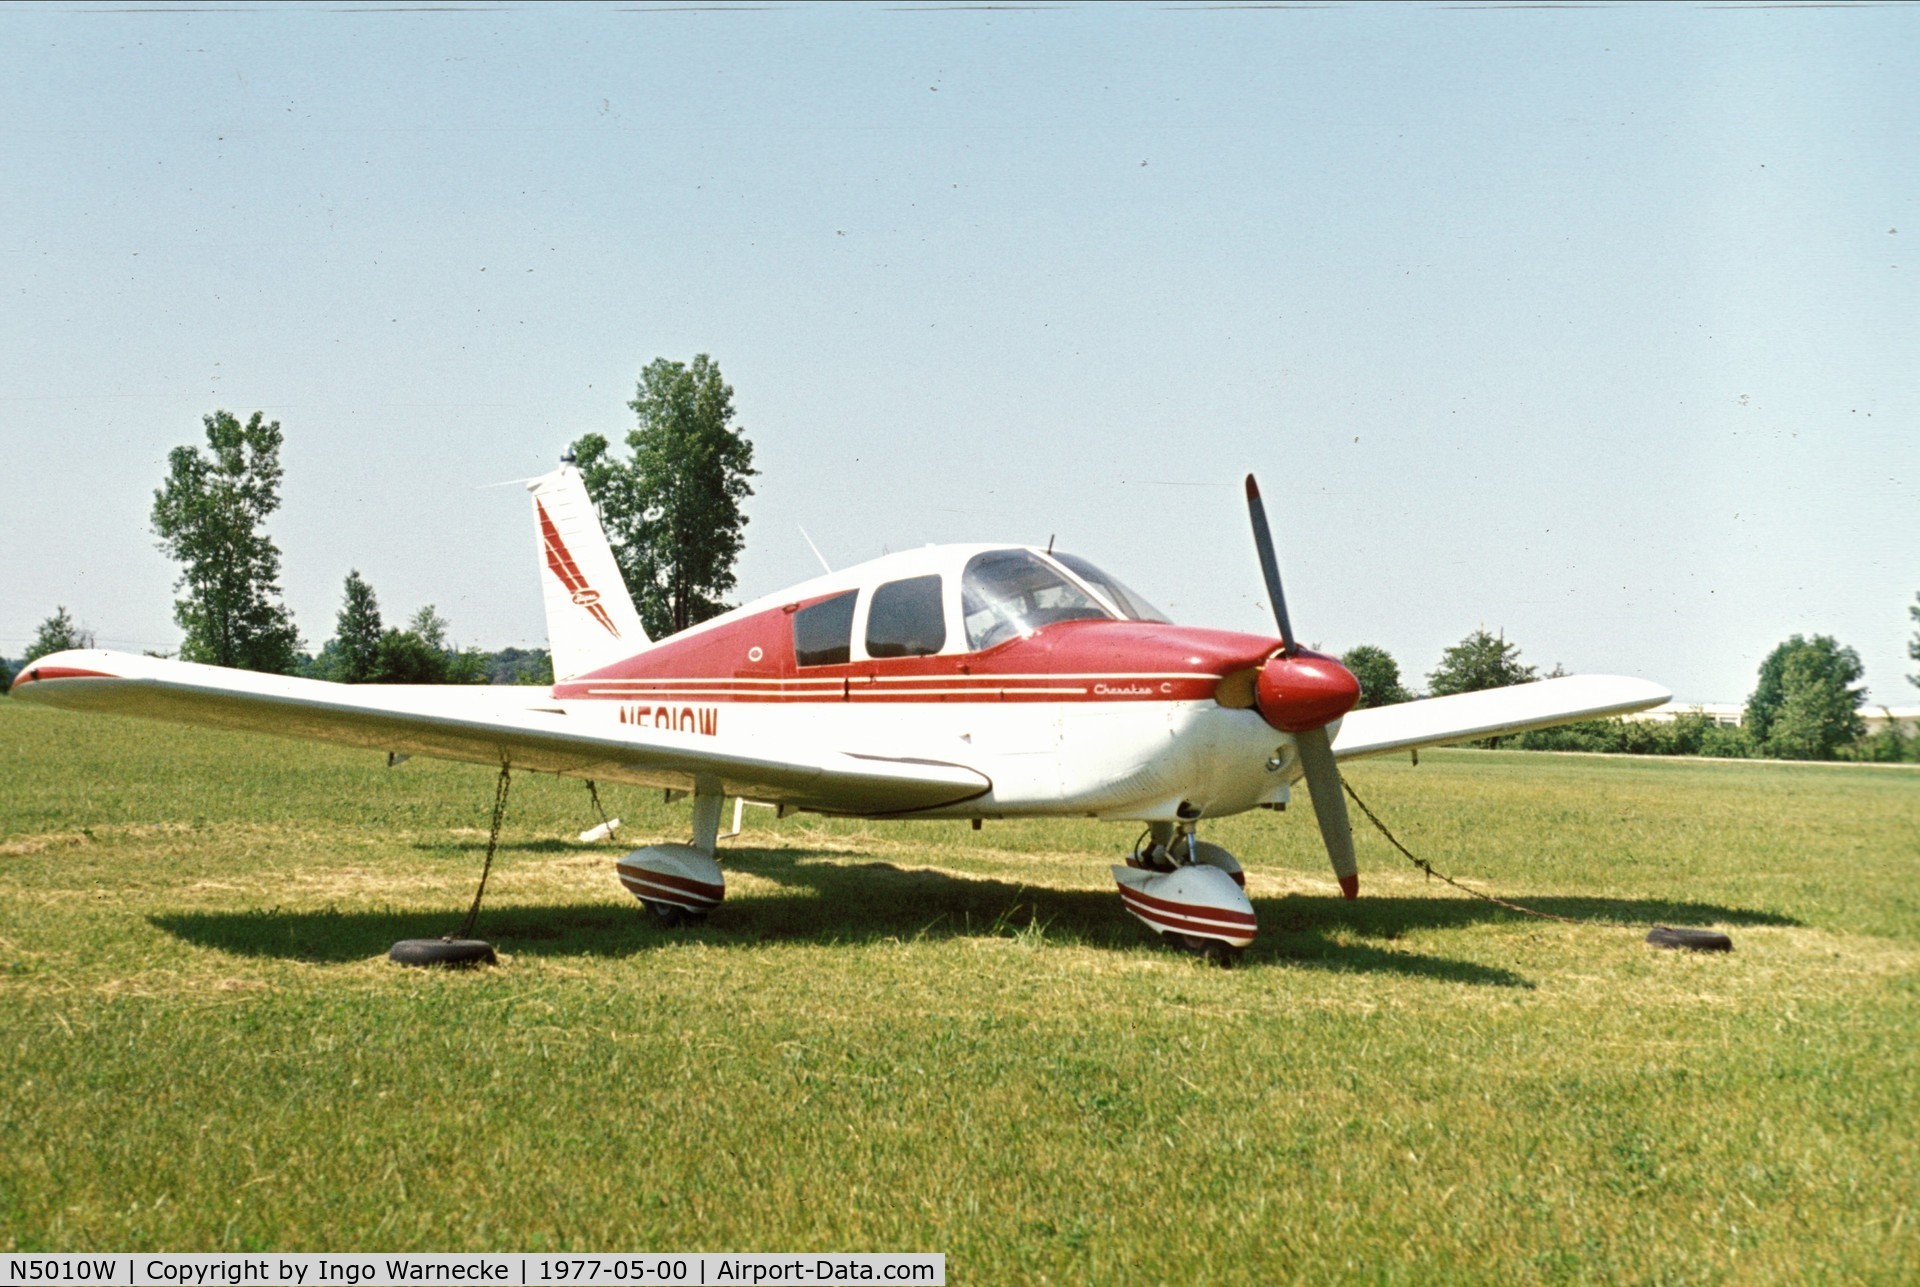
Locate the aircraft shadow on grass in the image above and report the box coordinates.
[148,847,1800,989]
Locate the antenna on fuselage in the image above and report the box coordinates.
[799,525,833,574]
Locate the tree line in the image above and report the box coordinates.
[1338,616,1920,763]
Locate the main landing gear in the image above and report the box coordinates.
[1113,822,1256,968]
[615,785,727,927]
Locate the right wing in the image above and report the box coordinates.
[9,650,990,816]
[1331,674,1671,761]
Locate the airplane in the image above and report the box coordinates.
[8,465,1669,965]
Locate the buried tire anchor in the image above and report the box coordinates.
[1338,776,1733,954]
[389,761,511,968]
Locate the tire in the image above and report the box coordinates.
[388,938,498,967]
[1172,933,1243,969]
[1645,926,1733,953]
[642,900,706,929]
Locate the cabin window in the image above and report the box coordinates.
[865,575,947,658]
[961,550,1111,651]
[793,590,857,667]
[1050,552,1170,623]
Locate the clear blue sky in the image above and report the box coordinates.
[3,1,1914,705]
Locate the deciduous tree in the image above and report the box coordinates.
[1427,628,1536,696]
[1909,591,1918,691]
[573,354,757,638]
[1747,634,1866,759]
[22,606,95,664]
[485,646,554,686]
[374,606,487,685]
[150,411,301,673]
[1341,644,1413,708]
[310,570,385,683]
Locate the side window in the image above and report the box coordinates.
[793,591,856,667]
[865,575,947,659]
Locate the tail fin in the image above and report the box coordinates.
[527,465,650,679]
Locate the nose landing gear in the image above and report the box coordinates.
[1114,822,1255,967]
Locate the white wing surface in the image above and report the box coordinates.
[1331,675,1671,761]
[9,651,990,815]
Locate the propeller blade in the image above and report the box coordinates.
[1244,473,1357,894]
[1244,474,1297,655]
[1295,724,1358,899]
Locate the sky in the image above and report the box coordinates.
[2,0,1914,706]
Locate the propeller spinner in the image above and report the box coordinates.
[1244,475,1363,898]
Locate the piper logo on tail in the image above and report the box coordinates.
[537,499,621,638]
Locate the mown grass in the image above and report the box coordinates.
[1,699,1916,1282]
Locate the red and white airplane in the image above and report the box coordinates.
[10,465,1667,962]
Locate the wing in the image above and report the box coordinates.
[9,651,990,815]
[1331,674,1671,761]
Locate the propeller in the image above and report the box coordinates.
[1244,475,1362,899]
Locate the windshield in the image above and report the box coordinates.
[1049,552,1170,623]
[961,549,1111,650]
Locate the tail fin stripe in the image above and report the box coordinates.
[537,499,622,639]
[528,465,650,679]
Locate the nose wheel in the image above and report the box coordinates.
[1115,823,1256,968]
[1174,934,1242,969]
[641,900,709,929]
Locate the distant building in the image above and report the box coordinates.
[1863,706,1920,736]
[1628,700,1920,735]
[1626,701,1745,728]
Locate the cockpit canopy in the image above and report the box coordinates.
[964,550,1124,650]
[788,547,1168,668]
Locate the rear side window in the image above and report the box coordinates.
[865,575,947,659]
[793,591,857,667]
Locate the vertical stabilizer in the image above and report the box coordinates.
[528,465,650,679]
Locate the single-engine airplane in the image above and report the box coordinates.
[10,466,1668,962]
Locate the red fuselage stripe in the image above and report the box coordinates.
[557,676,1224,704]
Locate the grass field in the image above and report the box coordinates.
[1,698,1917,1282]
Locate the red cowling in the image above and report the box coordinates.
[1254,649,1361,733]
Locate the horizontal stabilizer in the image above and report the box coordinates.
[1331,675,1671,761]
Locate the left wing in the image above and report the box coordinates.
[9,650,990,815]
[1331,674,1670,761]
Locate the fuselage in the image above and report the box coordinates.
[551,544,1336,821]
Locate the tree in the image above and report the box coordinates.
[374,606,487,685]
[22,606,95,664]
[1747,635,1866,760]
[151,411,301,673]
[1744,634,1865,757]
[572,354,758,638]
[1909,592,1919,691]
[1341,644,1412,708]
[1427,628,1537,696]
[485,646,554,686]
[309,570,384,682]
